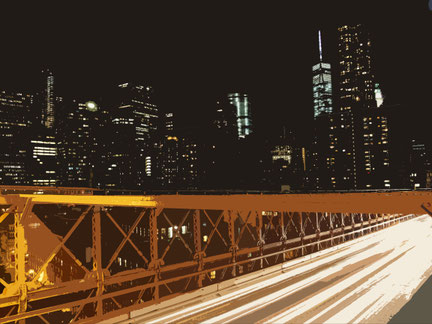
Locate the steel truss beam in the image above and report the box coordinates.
[0,190,430,323]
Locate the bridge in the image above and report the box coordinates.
[0,186,431,323]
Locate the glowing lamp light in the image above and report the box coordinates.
[86,101,98,112]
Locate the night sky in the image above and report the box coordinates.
[0,1,430,144]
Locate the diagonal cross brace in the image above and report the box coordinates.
[285,212,300,235]
[106,209,148,270]
[31,205,93,286]
[203,210,228,253]
[160,210,193,261]
[235,211,253,246]
[105,210,149,266]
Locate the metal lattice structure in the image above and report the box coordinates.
[0,190,431,323]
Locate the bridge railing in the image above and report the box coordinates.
[0,191,430,323]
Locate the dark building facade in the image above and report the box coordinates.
[267,128,308,191]
[0,90,33,185]
[213,99,238,140]
[56,100,102,188]
[154,113,180,189]
[102,83,159,190]
[409,138,432,189]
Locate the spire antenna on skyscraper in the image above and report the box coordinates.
[318,30,323,62]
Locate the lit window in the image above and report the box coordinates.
[210,271,216,280]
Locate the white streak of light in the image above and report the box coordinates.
[327,216,432,324]
[201,224,408,324]
[268,233,416,323]
[146,225,387,324]
[146,215,419,324]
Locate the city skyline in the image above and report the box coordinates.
[1,2,430,143]
[0,2,431,192]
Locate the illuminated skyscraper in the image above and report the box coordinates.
[312,31,333,118]
[41,69,55,129]
[29,131,58,186]
[338,24,376,113]
[333,24,383,189]
[227,93,252,139]
[311,31,336,189]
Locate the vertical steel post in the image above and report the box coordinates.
[329,212,333,246]
[368,213,372,233]
[341,213,345,242]
[15,198,31,321]
[300,212,304,256]
[257,211,264,268]
[280,211,287,261]
[193,209,204,288]
[149,207,160,302]
[92,206,104,317]
[315,212,320,251]
[227,210,237,277]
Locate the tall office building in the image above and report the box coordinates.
[312,31,333,118]
[269,129,308,191]
[29,130,58,186]
[338,24,377,113]
[213,99,237,139]
[40,69,55,129]
[178,136,200,189]
[227,93,252,139]
[409,139,432,188]
[311,31,336,189]
[103,83,159,190]
[332,24,378,189]
[205,99,240,189]
[154,112,180,189]
[0,90,33,185]
[358,109,391,189]
[57,100,102,187]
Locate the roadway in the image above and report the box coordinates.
[123,214,432,324]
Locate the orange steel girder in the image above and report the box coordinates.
[0,191,431,323]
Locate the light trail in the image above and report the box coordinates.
[325,218,432,323]
[144,226,382,324]
[206,216,419,324]
[136,215,432,324]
